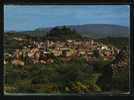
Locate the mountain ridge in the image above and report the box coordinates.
[7,24,129,39]
[34,24,129,38]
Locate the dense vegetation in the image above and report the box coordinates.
[5,57,102,93]
[97,37,129,49]
[45,26,82,40]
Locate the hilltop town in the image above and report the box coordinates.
[4,26,129,93]
[4,37,120,66]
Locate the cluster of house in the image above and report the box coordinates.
[4,38,120,66]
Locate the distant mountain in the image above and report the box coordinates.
[34,24,129,38]
[8,24,129,39]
